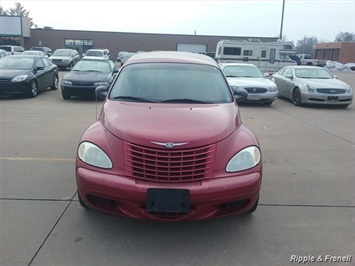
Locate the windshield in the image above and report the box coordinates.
[52,50,71,57]
[0,46,11,52]
[86,50,104,57]
[223,65,263,78]
[0,56,34,69]
[72,60,111,72]
[295,68,333,79]
[109,63,233,103]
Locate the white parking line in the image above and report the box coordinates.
[0,157,75,162]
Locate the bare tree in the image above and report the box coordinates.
[0,5,8,15]
[296,36,319,55]
[7,2,37,28]
[335,31,355,42]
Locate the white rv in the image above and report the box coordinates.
[215,39,297,73]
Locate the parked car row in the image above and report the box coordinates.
[1,49,353,107]
[0,51,353,222]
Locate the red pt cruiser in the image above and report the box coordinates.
[76,51,262,221]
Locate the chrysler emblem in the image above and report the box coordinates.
[330,89,336,94]
[151,141,189,148]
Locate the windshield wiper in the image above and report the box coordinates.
[161,98,211,103]
[111,96,156,102]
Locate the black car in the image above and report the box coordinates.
[60,58,118,99]
[0,55,59,98]
[31,46,53,57]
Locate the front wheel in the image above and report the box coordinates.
[27,80,38,98]
[62,93,71,100]
[51,74,59,90]
[292,88,302,106]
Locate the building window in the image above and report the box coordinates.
[64,39,93,54]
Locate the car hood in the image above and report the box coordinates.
[64,71,110,82]
[0,69,30,79]
[49,56,71,60]
[101,101,240,148]
[227,77,275,88]
[296,78,347,88]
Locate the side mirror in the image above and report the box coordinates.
[113,68,119,74]
[285,74,293,79]
[232,87,248,102]
[95,85,109,99]
[263,73,270,78]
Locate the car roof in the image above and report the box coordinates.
[219,63,257,68]
[80,57,110,61]
[10,54,44,58]
[288,66,323,69]
[125,51,219,67]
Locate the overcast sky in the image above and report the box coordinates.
[1,0,354,43]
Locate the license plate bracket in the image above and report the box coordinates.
[328,96,338,101]
[146,188,190,213]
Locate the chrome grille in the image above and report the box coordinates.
[124,142,215,182]
[317,89,345,94]
[245,87,267,93]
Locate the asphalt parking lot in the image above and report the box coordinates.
[1,70,354,266]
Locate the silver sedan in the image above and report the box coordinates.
[272,66,353,107]
[220,63,278,105]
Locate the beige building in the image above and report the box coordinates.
[22,28,279,56]
[315,42,355,64]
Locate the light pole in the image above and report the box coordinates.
[279,0,286,40]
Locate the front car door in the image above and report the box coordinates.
[35,58,51,89]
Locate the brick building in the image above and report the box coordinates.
[23,28,278,56]
[315,42,355,64]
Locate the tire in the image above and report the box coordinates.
[78,192,89,209]
[50,74,59,90]
[306,62,313,66]
[292,88,302,106]
[62,93,71,100]
[247,196,259,213]
[27,80,38,98]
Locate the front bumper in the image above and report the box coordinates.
[0,80,29,95]
[244,91,278,103]
[76,167,262,221]
[301,93,352,105]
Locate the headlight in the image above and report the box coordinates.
[305,84,315,92]
[268,85,277,92]
[61,80,72,85]
[78,142,112,169]
[12,75,28,82]
[345,84,352,93]
[94,81,110,86]
[226,146,261,172]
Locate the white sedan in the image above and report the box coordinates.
[220,63,278,105]
[272,66,353,108]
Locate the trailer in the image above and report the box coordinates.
[215,39,297,73]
